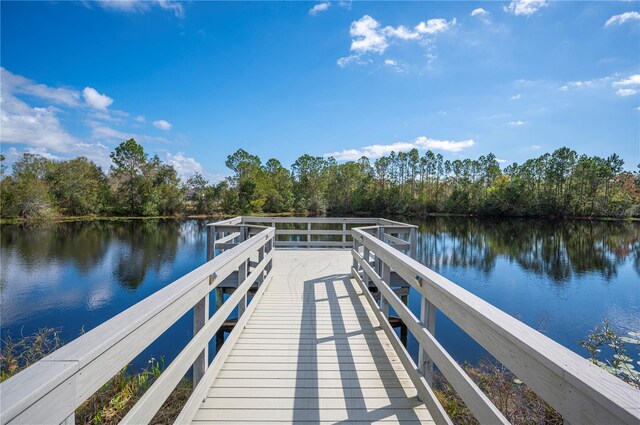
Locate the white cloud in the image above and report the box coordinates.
[616,88,638,97]
[350,15,389,54]
[0,68,185,172]
[415,18,456,35]
[510,94,521,100]
[558,76,615,91]
[504,0,547,16]
[612,74,640,87]
[153,119,172,131]
[496,158,507,163]
[0,91,111,167]
[605,11,640,27]
[166,152,203,179]
[384,58,405,72]
[135,115,146,123]
[89,124,137,142]
[309,2,330,15]
[471,8,489,17]
[509,120,526,127]
[560,74,640,97]
[471,8,490,23]
[337,55,363,68]
[531,144,541,150]
[1,95,81,152]
[82,87,114,110]
[95,0,184,18]
[383,25,421,40]
[340,15,455,68]
[613,75,640,96]
[1,67,81,107]
[324,136,475,160]
[88,122,172,145]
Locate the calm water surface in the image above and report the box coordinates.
[1,218,638,369]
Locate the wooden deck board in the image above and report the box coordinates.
[192,250,434,424]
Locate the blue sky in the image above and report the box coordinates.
[1,0,639,180]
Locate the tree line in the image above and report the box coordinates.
[1,139,638,219]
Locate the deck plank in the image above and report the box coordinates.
[191,250,434,424]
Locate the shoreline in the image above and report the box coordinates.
[1,212,638,225]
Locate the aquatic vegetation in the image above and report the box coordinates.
[434,361,562,425]
[579,320,640,388]
[0,327,62,382]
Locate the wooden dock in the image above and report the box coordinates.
[192,250,433,424]
[2,216,639,425]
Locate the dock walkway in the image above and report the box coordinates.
[193,250,433,424]
[2,216,638,425]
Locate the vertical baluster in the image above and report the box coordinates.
[237,257,248,318]
[266,237,273,274]
[342,222,347,247]
[380,262,390,318]
[419,295,436,386]
[363,246,371,286]
[375,227,383,276]
[410,226,417,259]
[258,244,265,285]
[307,222,311,246]
[193,291,209,388]
[194,224,216,387]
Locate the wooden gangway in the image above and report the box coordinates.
[1,217,639,425]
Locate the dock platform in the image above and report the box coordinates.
[193,250,433,424]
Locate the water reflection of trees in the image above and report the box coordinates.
[1,221,111,271]
[1,219,190,290]
[111,220,181,289]
[414,218,639,282]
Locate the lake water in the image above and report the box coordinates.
[1,218,638,371]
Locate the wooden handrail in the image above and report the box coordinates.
[121,249,274,424]
[351,227,640,425]
[0,227,275,425]
[352,248,509,424]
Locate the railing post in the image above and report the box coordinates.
[193,291,209,388]
[207,225,216,260]
[342,222,347,247]
[380,262,390,318]
[237,258,248,318]
[266,236,273,274]
[410,226,417,259]
[307,222,311,245]
[258,245,265,285]
[419,296,436,386]
[194,224,216,388]
[375,227,384,276]
[363,246,371,286]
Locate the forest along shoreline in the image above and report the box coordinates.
[1,138,639,222]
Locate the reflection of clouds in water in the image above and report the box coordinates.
[157,263,174,282]
[86,285,114,311]
[605,304,640,335]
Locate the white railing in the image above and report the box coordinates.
[209,216,417,250]
[351,225,640,425]
[0,224,275,425]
